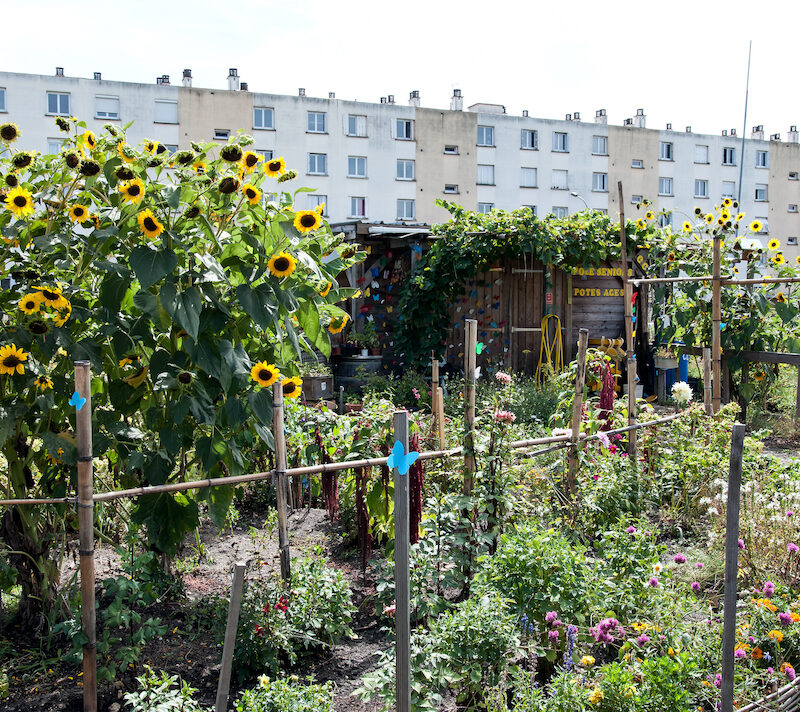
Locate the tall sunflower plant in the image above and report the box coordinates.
[0,119,364,628]
[648,200,800,404]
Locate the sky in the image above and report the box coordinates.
[4,0,800,137]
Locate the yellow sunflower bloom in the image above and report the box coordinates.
[796,255,800,266]
[80,131,97,150]
[768,239,780,251]
[267,252,297,278]
[242,183,262,205]
[281,376,303,399]
[68,204,89,223]
[776,291,787,303]
[314,201,325,215]
[119,178,145,204]
[750,220,763,233]
[264,157,287,177]
[242,151,262,173]
[53,303,71,327]
[754,370,766,381]
[720,210,730,221]
[682,222,692,233]
[137,209,165,238]
[327,314,349,334]
[33,285,68,309]
[0,123,20,143]
[250,362,280,387]
[5,186,34,218]
[722,197,732,207]
[737,213,745,221]
[705,214,714,224]
[773,253,786,265]
[193,161,207,174]
[143,139,157,155]
[635,218,646,229]
[294,210,322,234]
[644,211,654,221]
[18,293,42,314]
[319,281,332,298]
[0,344,28,375]
[34,374,54,391]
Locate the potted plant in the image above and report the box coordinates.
[348,325,379,356]
[654,345,678,370]
[299,361,334,401]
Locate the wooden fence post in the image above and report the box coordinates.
[796,366,800,422]
[720,423,746,712]
[464,319,477,495]
[703,347,713,415]
[74,361,97,712]
[567,329,589,496]
[393,410,411,712]
[215,562,246,712]
[436,386,445,449]
[712,235,723,413]
[272,384,291,582]
[618,182,637,458]
[431,353,442,447]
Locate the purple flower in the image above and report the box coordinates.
[696,562,705,569]
[714,673,722,689]
[787,511,795,517]
[548,629,559,642]
[738,538,745,550]
[691,582,701,593]
[626,526,637,534]
[787,666,796,682]
[779,612,793,626]
[735,649,746,659]
[545,611,559,624]
[674,553,687,564]
[764,581,776,597]
[590,618,620,644]
[789,543,799,553]
[636,634,650,645]
[748,636,755,644]
[648,577,659,587]
[768,667,774,674]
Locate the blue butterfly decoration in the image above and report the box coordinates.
[371,267,380,277]
[386,439,420,475]
[69,390,87,411]
[412,245,422,253]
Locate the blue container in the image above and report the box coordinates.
[679,353,689,382]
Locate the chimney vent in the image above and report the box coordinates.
[730,128,736,136]
[522,110,529,117]
[56,67,64,76]
[595,109,607,124]
[633,109,646,128]
[565,113,572,121]
[788,126,799,143]
[450,88,463,111]
[409,90,420,107]
[156,75,170,85]
[298,87,306,96]
[752,125,764,139]
[328,91,335,99]
[624,118,633,126]
[722,130,728,136]
[240,82,248,91]
[380,97,387,104]
[387,94,395,104]
[685,125,692,133]
[636,108,644,116]
[771,133,781,141]
[93,72,101,81]
[227,68,239,91]
[666,122,672,130]
[182,69,192,87]
[573,111,580,121]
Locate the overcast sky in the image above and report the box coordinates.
[5,0,799,137]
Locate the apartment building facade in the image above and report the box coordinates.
[2,68,799,261]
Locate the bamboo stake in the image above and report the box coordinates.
[431,353,441,447]
[618,182,637,457]
[567,329,589,496]
[215,562,246,712]
[74,361,97,712]
[713,236,722,413]
[704,347,713,416]
[720,423,746,712]
[272,384,291,582]
[795,367,800,422]
[436,386,445,449]
[464,319,477,495]
[393,410,411,712]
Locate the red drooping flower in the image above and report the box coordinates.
[316,426,339,521]
[598,362,615,430]
[274,595,288,612]
[408,432,424,544]
[355,462,373,572]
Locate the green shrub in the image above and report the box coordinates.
[123,666,210,712]
[235,676,334,712]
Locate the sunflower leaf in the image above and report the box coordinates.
[775,300,798,324]
[129,246,178,290]
[236,283,278,330]
[160,283,202,341]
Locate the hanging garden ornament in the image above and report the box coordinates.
[69,390,87,411]
[476,342,484,354]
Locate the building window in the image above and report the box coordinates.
[789,204,799,213]
[658,177,673,196]
[477,203,494,214]
[307,111,327,133]
[444,184,459,194]
[694,145,709,164]
[722,147,736,166]
[349,197,366,218]
[396,119,413,140]
[790,171,799,180]
[631,159,644,169]
[552,131,569,152]
[553,206,568,218]
[592,135,607,155]
[95,95,119,120]
[520,167,538,188]
[755,184,768,201]
[694,179,709,198]
[397,199,415,220]
[631,194,643,204]
[165,145,178,155]
[788,236,798,246]
[214,129,230,140]
[592,172,608,192]
[659,141,673,160]
[308,153,328,175]
[551,169,568,190]
[444,144,458,154]
[521,129,538,150]
[659,213,672,228]
[47,138,62,154]
[721,181,736,198]
[396,159,415,181]
[477,125,495,146]
[307,194,327,215]
[256,149,274,161]
[154,100,178,124]
[47,91,70,116]
[755,218,769,233]
[756,150,769,168]
[254,107,274,129]
[347,114,367,137]
[477,164,495,185]
[0,88,6,112]
[347,156,367,178]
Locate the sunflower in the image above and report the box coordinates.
[28,320,49,336]
[694,207,702,215]
[750,220,762,233]
[667,252,676,262]
[79,160,101,177]
[219,176,239,194]
[34,375,54,391]
[0,123,20,143]
[154,142,167,155]
[18,293,42,314]
[68,204,89,222]
[4,173,19,188]
[63,151,81,169]
[282,376,303,399]
[278,170,298,183]
[250,361,280,387]
[682,221,692,233]
[11,152,34,170]
[264,157,286,177]
[53,303,71,327]
[319,281,332,298]
[733,266,740,275]
[115,165,135,181]
[294,210,322,234]
[119,178,145,204]
[720,210,730,221]
[220,144,243,163]
[193,161,207,174]
[722,197,732,207]
[242,183,262,204]
[327,314,349,334]
[314,201,325,216]
[796,255,800,266]
[242,151,262,173]
[644,211,654,221]
[5,186,34,218]
[118,355,141,368]
[117,142,136,163]
[767,239,780,251]
[33,284,69,309]
[267,252,297,278]
[81,131,97,150]
[90,213,100,229]
[773,253,786,265]
[173,150,194,167]
[183,205,201,219]
[137,209,164,238]
[705,214,714,224]
[0,344,28,375]
[55,117,71,133]
[776,291,787,303]
[143,139,157,155]
[736,213,745,222]
[754,370,766,382]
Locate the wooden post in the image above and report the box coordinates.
[393,410,411,712]
[703,347,713,416]
[565,275,574,363]
[436,386,445,449]
[75,361,97,712]
[464,319,477,495]
[272,384,291,581]
[567,329,589,496]
[796,366,800,422]
[431,353,441,444]
[720,423,746,712]
[338,385,345,415]
[618,182,637,457]
[215,562,246,712]
[712,235,722,413]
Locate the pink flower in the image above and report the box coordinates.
[597,431,610,449]
[383,604,396,617]
[787,666,796,682]
[636,634,650,645]
[691,582,701,593]
[412,388,421,401]
[548,629,559,642]
[494,410,516,424]
[609,444,618,454]
[545,611,559,624]
[763,581,776,597]
[648,577,659,587]
[738,538,745,550]
[495,371,512,385]
[789,543,799,554]
[696,562,705,569]
[673,553,686,564]
[735,649,746,659]
[787,511,795,517]
[626,526,637,534]
[779,612,793,626]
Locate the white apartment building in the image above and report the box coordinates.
[1,68,799,261]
